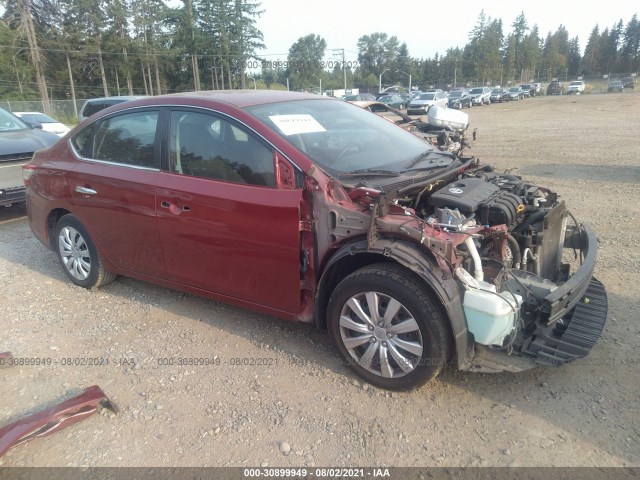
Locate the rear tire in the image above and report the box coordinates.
[327,263,450,390]
[54,214,117,289]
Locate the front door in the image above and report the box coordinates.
[155,109,303,314]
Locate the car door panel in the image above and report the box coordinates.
[66,109,165,277]
[156,175,303,313]
[156,109,303,314]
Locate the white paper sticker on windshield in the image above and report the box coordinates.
[269,114,326,135]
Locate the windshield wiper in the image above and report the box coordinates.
[405,150,455,170]
[337,169,400,178]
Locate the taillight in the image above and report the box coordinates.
[22,164,37,187]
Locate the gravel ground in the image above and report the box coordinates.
[0,92,639,468]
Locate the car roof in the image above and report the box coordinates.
[120,90,329,109]
[83,95,144,102]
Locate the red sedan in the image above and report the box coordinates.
[24,91,606,390]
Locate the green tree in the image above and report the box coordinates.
[621,14,640,72]
[2,0,56,111]
[568,37,581,76]
[582,25,601,74]
[357,32,399,79]
[287,34,326,89]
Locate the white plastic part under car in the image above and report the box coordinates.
[427,105,469,132]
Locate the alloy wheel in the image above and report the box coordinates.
[58,226,91,280]
[339,291,423,378]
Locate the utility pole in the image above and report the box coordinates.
[330,48,347,91]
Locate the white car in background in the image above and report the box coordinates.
[567,81,585,94]
[406,91,448,115]
[13,112,71,137]
[469,86,492,105]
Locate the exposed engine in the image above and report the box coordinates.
[383,163,579,354]
[397,166,565,284]
[334,151,605,368]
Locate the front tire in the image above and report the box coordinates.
[327,263,450,390]
[54,214,117,288]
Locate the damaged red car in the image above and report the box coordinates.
[24,91,607,390]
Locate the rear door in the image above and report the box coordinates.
[67,108,165,277]
[155,109,303,313]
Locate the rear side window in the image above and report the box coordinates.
[72,111,159,168]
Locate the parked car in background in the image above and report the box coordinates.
[377,94,406,109]
[78,96,145,122]
[447,89,472,109]
[400,93,413,107]
[507,87,524,100]
[519,84,535,97]
[489,88,509,103]
[407,91,449,114]
[23,90,608,390]
[546,81,564,95]
[343,93,377,102]
[469,86,492,105]
[0,107,60,207]
[13,112,71,137]
[621,77,635,89]
[567,81,585,94]
[607,80,624,93]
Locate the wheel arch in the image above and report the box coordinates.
[315,239,472,369]
[47,208,73,250]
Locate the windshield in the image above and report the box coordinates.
[343,95,358,101]
[470,88,483,94]
[245,99,440,176]
[0,108,28,131]
[418,93,435,100]
[570,81,582,86]
[449,91,462,98]
[509,87,520,92]
[17,113,56,123]
[491,89,502,94]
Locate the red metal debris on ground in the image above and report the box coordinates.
[0,385,118,458]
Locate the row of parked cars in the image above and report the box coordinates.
[547,77,636,95]
[386,84,540,114]
[362,85,535,115]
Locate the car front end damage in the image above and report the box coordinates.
[311,154,607,373]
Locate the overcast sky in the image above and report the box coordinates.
[254,0,638,61]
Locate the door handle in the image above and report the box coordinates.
[75,186,97,195]
[161,200,190,215]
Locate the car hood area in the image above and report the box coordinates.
[0,129,60,155]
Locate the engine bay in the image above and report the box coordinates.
[343,159,586,355]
